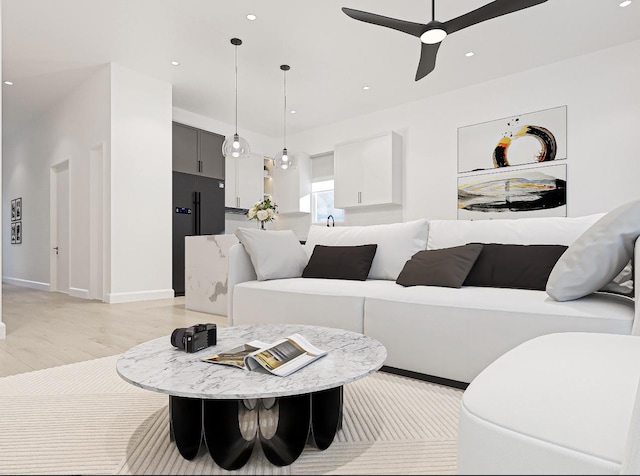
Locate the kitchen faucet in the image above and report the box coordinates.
[327,215,335,227]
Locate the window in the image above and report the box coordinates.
[312,180,344,224]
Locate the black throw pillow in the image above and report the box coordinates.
[302,244,378,281]
[463,243,568,291]
[396,244,484,288]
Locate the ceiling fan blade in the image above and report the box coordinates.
[342,7,426,38]
[415,42,441,81]
[445,0,548,35]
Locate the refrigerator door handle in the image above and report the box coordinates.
[194,191,201,235]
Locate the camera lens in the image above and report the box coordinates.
[170,328,186,349]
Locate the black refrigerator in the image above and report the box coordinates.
[172,172,225,295]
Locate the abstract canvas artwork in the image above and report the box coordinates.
[458,164,567,220]
[458,106,567,174]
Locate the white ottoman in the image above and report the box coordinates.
[457,332,640,475]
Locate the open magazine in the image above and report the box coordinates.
[201,333,328,377]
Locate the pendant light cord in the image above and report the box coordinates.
[234,44,238,135]
[283,68,287,149]
[432,0,435,21]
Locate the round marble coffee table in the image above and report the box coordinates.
[117,324,387,470]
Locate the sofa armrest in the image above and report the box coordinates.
[227,243,257,326]
[633,238,640,336]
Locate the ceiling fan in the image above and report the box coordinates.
[342,0,549,81]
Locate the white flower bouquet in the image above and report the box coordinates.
[247,198,277,229]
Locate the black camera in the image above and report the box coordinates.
[171,323,217,353]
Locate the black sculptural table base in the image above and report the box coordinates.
[169,386,343,470]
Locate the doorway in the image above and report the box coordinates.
[50,161,70,294]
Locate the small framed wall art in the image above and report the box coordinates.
[15,221,22,244]
[10,197,23,244]
[15,197,22,221]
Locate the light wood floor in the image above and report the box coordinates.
[0,283,227,378]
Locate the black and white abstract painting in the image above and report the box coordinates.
[458,164,567,220]
[458,106,567,173]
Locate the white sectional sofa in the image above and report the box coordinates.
[227,214,638,385]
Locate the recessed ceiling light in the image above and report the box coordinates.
[290,110,297,114]
[363,86,371,90]
[620,1,632,6]
[247,13,257,21]
[171,61,180,66]
[4,81,13,85]
[465,51,475,57]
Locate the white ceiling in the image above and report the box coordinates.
[3,0,640,139]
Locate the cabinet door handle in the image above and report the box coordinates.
[358,191,361,203]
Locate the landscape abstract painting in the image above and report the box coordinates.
[458,106,567,173]
[458,164,567,220]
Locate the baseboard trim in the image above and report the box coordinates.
[380,366,469,390]
[0,322,6,340]
[105,289,175,304]
[69,288,90,299]
[2,277,50,292]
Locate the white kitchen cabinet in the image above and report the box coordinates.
[334,131,402,208]
[272,152,311,214]
[225,154,264,209]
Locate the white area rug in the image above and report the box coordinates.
[0,356,462,475]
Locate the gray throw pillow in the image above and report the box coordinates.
[235,228,308,281]
[546,200,640,301]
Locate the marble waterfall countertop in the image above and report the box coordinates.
[185,234,239,316]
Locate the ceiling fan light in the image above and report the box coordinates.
[420,25,447,44]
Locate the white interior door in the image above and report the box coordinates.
[52,163,70,294]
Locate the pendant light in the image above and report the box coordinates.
[222,38,251,159]
[274,64,294,170]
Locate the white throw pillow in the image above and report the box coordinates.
[235,228,308,281]
[546,200,640,301]
[304,219,429,280]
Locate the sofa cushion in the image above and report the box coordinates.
[396,244,483,288]
[235,228,308,281]
[547,200,640,301]
[302,244,377,281]
[304,219,429,280]
[427,214,605,250]
[232,279,398,333]
[464,244,568,291]
[364,285,634,383]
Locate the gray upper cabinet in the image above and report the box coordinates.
[172,122,225,180]
[199,130,225,180]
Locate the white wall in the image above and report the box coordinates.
[286,40,640,228]
[107,64,173,303]
[2,65,111,294]
[0,2,5,339]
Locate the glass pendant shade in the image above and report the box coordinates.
[274,147,295,170]
[223,38,251,160]
[222,133,250,159]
